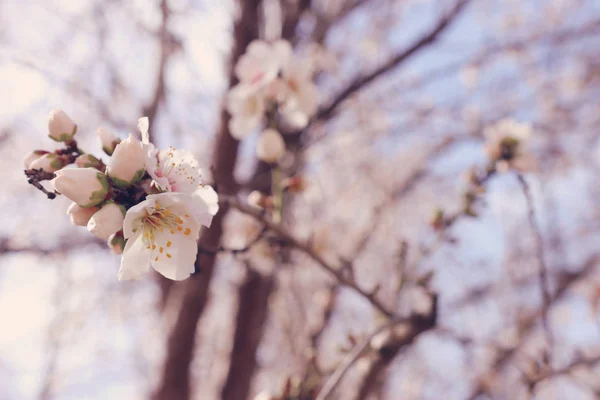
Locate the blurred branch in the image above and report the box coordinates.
[526,355,600,390]
[517,173,553,350]
[317,294,437,400]
[315,320,397,400]
[314,0,472,122]
[0,236,103,256]
[221,194,395,318]
[468,253,600,399]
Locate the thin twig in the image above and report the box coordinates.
[221,194,395,318]
[315,320,397,400]
[314,0,472,122]
[198,225,268,255]
[517,173,553,347]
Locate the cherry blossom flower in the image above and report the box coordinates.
[66,203,99,227]
[138,117,204,193]
[75,154,102,169]
[48,109,77,142]
[96,127,120,155]
[276,60,319,129]
[87,202,126,239]
[28,153,65,172]
[226,84,266,139]
[483,118,535,172]
[106,133,146,188]
[256,128,285,163]
[117,187,219,281]
[23,150,48,169]
[52,167,109,208]
[234,40,291,89]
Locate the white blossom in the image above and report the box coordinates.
[96,127,120,155]
[52,167,109,208]
[256,128,285,163]
[66,203,99,227]
[23,150,48,169]
[48,109,77,142]
[276,61,319,129]
[28,153,64,172]
[226,84,266,139]
[483,118,535,172]
[138,117,204,193]
[117,187,219,281]
[75,154,102,169]
[234,40,291,89]
[87,202,126,239]
[106,133,146,187]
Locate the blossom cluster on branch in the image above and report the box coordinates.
[431,118,535,230]
[227,39,319,163]
[24,110,219,281]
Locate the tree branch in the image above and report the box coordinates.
[313,0,472,122]
[221,194,395,318]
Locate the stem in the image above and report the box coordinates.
[517,173,553,353]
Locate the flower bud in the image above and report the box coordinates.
[247,190,272,209]
[48,109,77,142]
[282,175,306,193]
[75,154,103,170]
[52,167,109,208]
[23,150,49,169]
[87,202,126,239]
[107,231,126,255]
[106,134,146,188]
[29,153,65,173]
[66,202,99,227]
[256,128,285,163]
[96,127,120,156]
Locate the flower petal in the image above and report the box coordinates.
[123,197,156,239]
[117,231,150,280]
[150,230,198,281]
[190,186,220,227]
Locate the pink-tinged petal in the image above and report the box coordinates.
[117,231,150,280]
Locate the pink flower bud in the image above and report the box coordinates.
[247,190,272,209]
[48,109,77,142]
[107,231,125,255]
[23,150,49,169]
[29,153,65,172]
[66,202,99,227]
[87,202,125,239]
[256,129,285,163]
[106,134,146,188]
[52,167,109,208]
[75,154,103,170]
[96,127,120,156]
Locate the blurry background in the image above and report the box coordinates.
[2,0,600,399]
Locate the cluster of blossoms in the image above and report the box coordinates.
[482,118,534,173]
[431,118,534,230]
[24,110,219,281]
[227,39,319,163]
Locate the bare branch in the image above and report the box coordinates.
[314,0,472,122]
[222,194,395,318]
